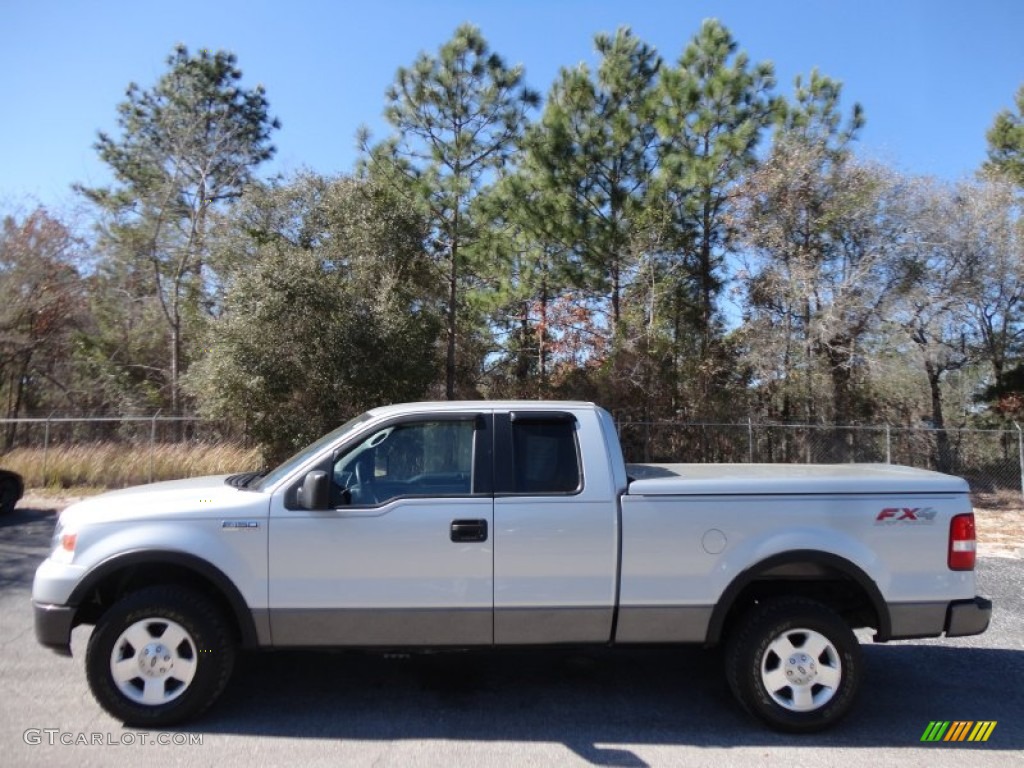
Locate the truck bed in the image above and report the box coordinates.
[625,463,969,496]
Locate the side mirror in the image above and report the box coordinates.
[297,470,330,510]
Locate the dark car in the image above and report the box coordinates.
[0,469,24,515]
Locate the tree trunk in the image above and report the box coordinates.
[924,359,952,473]
[4,371,17,450]
[445,238,458,401]
[170,317,181,417]
[991,352,1005,392]
[539,274,549,388]
[610,255,621,334]
[827,341,854,462]
[672,285,683,416]
[4,356,30,450]
[803,299,815,424]
[700,202,714,354]
[782,315,793,461]
[516,300,531,384]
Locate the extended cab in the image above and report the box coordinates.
[32,401,991,731]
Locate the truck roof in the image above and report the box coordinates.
[366,400,598,418]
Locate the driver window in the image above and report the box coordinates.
[332,420,475,506]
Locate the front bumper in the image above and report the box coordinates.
[945,596,992,637]
[33,602,75,656]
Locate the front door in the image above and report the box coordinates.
[269,413,494,646]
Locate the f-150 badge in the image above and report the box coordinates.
[222,520,260,530]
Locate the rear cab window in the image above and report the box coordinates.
[501,412,582,495]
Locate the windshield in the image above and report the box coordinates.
[251,412,375,491]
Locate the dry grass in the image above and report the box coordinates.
[0,442,262,490]
[974,506,1024,558]
[971,493,1024,557]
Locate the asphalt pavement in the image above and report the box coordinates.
[1,505,1021,768]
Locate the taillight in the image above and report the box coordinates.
[948,513,976,571]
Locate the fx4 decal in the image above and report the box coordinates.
[875,507,938,524]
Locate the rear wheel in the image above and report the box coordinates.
[725,597,862,732]
[85,585,235,725]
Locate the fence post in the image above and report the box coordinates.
[1015,422,1024,502]
[149,411,161,484]
[42,414,52,485]
[748,418,754,463]
[885,424,892,464]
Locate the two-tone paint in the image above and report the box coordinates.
[34,401,989,655]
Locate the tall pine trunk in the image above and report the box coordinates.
[445,235,459,401]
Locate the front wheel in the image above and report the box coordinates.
[725,597,862,732]
[85,585,235,726]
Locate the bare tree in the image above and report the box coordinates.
[0,209,85,444]
[956,178,1024,388]
[736,136,907,434]
[889,178,977,469]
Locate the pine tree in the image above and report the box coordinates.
[525,27,661,338]
[655,20,778,372]
[364,24,539,399]
[984,84,1024,187]
[78,45,279,415]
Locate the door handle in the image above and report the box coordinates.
[450,519,488,543]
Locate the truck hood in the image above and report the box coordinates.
[57,475,267,528]
[626,463,970,496]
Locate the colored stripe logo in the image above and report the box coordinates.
[921,721,997,742]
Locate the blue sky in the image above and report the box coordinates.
[2,0,1022,212]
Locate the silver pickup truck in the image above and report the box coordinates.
[33,401,991,731]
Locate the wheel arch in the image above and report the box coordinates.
[706,549,891,646]
[68,550,259,648]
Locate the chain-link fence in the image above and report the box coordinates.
[2,414,1021,503]
[0,416,237,450]
[0,416,245,486]
[617,420,1024,504]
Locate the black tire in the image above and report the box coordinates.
[725,597,862,733]
[85,585,235,726]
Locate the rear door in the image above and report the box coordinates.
[492,410,619,644]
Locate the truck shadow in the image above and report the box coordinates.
[185,643,1021,765]
[0,507,56,590]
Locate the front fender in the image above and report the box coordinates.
[65,548,262,648]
